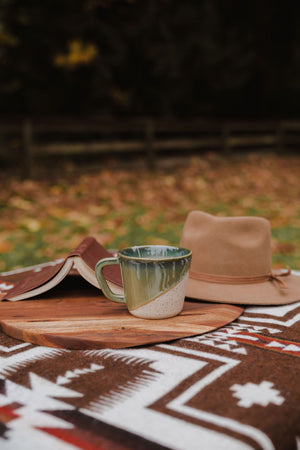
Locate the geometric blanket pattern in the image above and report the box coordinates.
[1,280,300,449]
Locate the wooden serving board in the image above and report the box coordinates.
[0,279,243,350]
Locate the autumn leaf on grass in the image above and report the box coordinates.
[47,206,69,218]
[9,196,33,210]
[273,242,297,254]
[88,205,111,216]
[0,239,12,253]
[93,232,114,246]
[144,237,170,246]
[19,218,42,232]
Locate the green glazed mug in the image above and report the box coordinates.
[95,245,192,319]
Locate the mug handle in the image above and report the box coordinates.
[95,257,125,303]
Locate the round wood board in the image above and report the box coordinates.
[0,280,243,350]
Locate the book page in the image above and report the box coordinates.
[4,258,74,301]
[74,257,124,295]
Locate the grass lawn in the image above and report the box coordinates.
[1,152,300,272]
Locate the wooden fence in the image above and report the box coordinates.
[0,118,299,176]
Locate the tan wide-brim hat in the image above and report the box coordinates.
[180,211,300,305]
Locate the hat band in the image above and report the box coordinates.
[189,268,291,289]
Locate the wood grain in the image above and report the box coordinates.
[0,283,243,349]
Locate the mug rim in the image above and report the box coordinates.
[118,245,192,262]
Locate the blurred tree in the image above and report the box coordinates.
[0,0,299,117]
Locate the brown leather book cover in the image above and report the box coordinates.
[0,237,122,301]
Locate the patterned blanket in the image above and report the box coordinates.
[0,285,299,449]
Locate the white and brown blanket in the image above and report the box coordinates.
[0,284,299,449]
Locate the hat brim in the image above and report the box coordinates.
[185,271,300,305]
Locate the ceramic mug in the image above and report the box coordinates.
[95,245,192,319]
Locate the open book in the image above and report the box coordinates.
[0,237,123,301]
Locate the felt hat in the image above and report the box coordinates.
[180,211,300,305]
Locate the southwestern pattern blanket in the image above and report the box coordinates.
[0,278,300,449]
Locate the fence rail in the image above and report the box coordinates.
[0,118,299,176]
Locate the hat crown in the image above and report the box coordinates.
[180,211,271,277]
